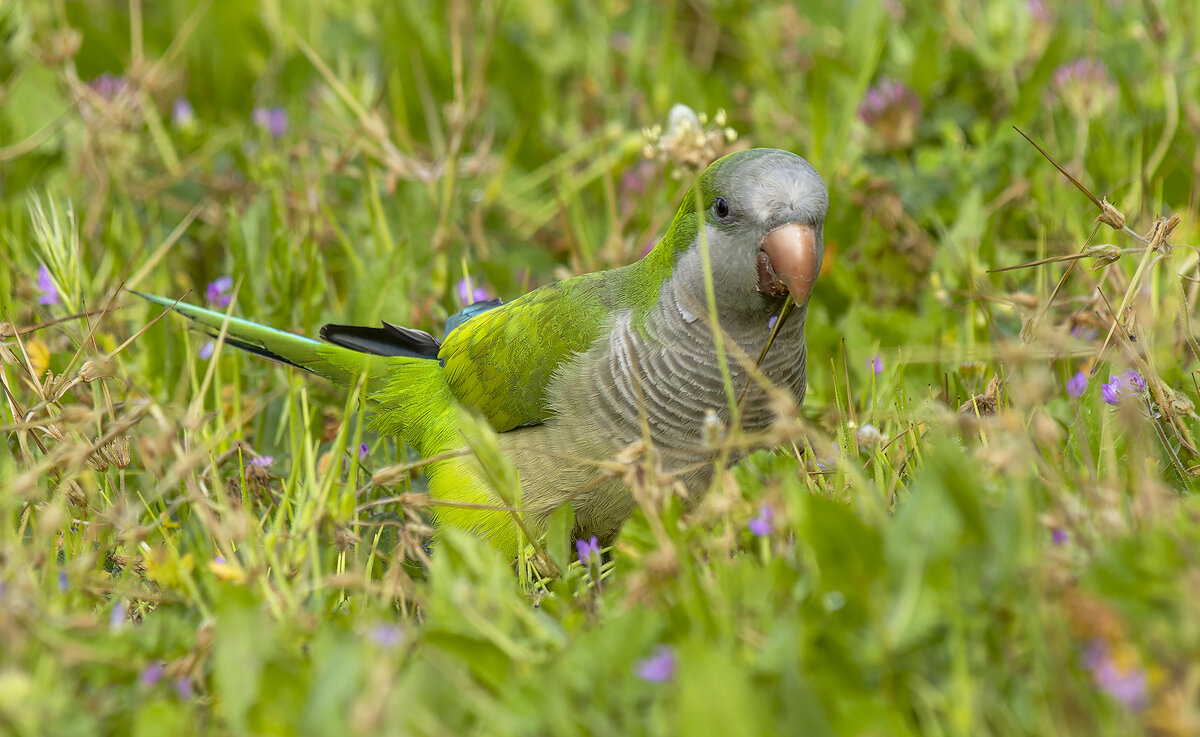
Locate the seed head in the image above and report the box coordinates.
[79,359,115,383]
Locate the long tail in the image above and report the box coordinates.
[134,291,389,390]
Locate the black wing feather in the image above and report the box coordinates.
[319,322,441,359]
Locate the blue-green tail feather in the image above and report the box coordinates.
[133,291,381,388]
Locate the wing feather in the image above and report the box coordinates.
[438,272,614,431]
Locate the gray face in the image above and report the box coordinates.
[676,149,830,323]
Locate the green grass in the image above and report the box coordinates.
[3,0,1200,734]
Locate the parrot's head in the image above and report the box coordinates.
[653,148,829,323]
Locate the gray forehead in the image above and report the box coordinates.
[732,151,829,224]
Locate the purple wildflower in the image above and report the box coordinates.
[767,314,779,331]
[36,264,60,305]
[635,646,676,683]
[205,275,233,307]
[748,505,773,536]
[619,159,653,199]
[198,341,215,360]
[248,456,273,467]
[1121,369,1146,393]
[1083,641,1148,711]
[252,106,288,139]
[857,78,922,150]
[1051,59,1117,118]
[1052,528,1068,545]
[1066,370,1088,398]
[576,535,601,568]
[456,277,488,305]
[358,442,369,461]
[1101,377,1121,405]
[110,600,127,629]
[175,677,193,700]
[58,570,68,592]
[213,555,225,565]
[1053,59,1110,91]
[1100,370,1145,405]
[868,355,884,375]
[140,662,165,688]
[619,159,657,215]
[172,97,195,129]
[1071,324,1098,341]
[369,624,404,648]
[90,73,128,100]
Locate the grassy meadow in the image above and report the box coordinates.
[3,0,1200,734]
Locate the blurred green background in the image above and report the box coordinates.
[2,0,1199,735]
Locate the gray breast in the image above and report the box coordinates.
[553,279,808,474]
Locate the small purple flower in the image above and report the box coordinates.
[1027,0,1052,22]
[90,73,128,100]
[252,106,288,139]
[1099,369,1145,405]
[140,662,165,688]
[576,535,601,568]
[248,456,273,467]
[358,442,369,461]
[857,78,922,150]
[58,570,68,592]
[767,315,779,331]
[205,275,233,307]
[748,505,773,536]
[1053,59,1108,92]
[213,555,225,565]
[110,600,127,629]
[456,277,489,305]
[1071,324,1098,341]
[620,160,658,214]
[619,160,654,200]
[1121,369,1145,394]
[172,97,195,129]
[1051,528,1068,545]
[1083,641,1148,711]
[868,355,884,375]
[175,677,193,700]
[1051,59,1117,118]
[198,341,215,360]
[36,264,60,305]
[1100,379,1121,405]
[635,646,676,683]
[369,624,404,648]
[1066,370,1088,398]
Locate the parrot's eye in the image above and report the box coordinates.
[712,197,732,222]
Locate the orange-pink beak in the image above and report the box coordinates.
[757,222,821,304]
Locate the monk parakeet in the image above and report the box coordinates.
[139,148,828,560]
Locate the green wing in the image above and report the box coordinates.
[439,271,616,431]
